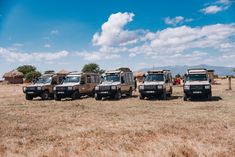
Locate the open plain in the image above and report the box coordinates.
[0,79,235,157]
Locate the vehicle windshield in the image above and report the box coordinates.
[145,74,164,82]
[186,74,208,81]
[35,77,52,84]
[63,76,80,83]
[103,74,120,82]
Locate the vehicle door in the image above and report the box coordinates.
[79,75,88,94]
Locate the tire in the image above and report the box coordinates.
[41,91,49,100]
[183,93,188,101]
[208,92,212,101]
[139,94,144,100]
[89,90,95,97]
[162,91,167,100]
[71,91,80,100]
[54,94,61,101]
[95,93,102,100]
[127,88,133,97]
[26,94,33,100]
[114,91,122,100]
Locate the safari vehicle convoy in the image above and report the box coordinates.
[138,70,173,100]
[53,72,100,101]
[183,68,212,101]
[23,74,60,100]
[94,68,135,100]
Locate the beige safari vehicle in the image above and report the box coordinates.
[94,68,135,100]
[53,72,100,101]
[23,74,60,100]
[138,70,173,100]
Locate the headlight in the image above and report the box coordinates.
[205,85,210,89]
[53,87,56,91]
[111,86,117,90]
[139,85,144,90]
[68,86,73,90]
[23,87,26,91]
[184,85,190,90]
[95,86,99,90]
[157,85,163,89]
[37,87,42,90]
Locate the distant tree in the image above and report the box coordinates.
[82,63,104,74]
[175,74,181,78]
[44,70,55,74]
[25,71,41,82]
[117,67,131,72]
[17,65,36,76]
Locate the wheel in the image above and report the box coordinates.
[162,92,167,100]
[26,94,33,100]
[41,91,49,100]
[139,94,144,100]
[126,88,133,97]
[183,93,188,101]
[114,91,122,100]
[72,91,80,100]
[54,94,61,101]
[89,90,95,97]
[207,92,212,100]
[95,93,102,100]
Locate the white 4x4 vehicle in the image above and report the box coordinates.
[138,70,173,100]
[183,69,212,101]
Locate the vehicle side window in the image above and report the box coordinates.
[80,76,86,84]
[87,75,91,83]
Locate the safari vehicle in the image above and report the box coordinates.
[23,74,60,100]
[138,70,173,100]
[94,68,135,100]
[183,69,212,101]
[53,72,100,101]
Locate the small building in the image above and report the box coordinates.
[208,70,215,84]
[3,70,24,84]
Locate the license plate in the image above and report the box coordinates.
[146,91,155,93]
[58,92,64,94]
[100,91,109,94]
[193,91,202,94]
[27,92,34,94]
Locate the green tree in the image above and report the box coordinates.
[44,70,55,74]
[82,63,104,74]
[17,65,36,76]
[117,67,131,72]
[25,71,42,82]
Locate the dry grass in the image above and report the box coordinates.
[0,79,235,157]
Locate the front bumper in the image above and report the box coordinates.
[139,89,164,96]
[54,90,74,98]
[184,89,211,96]
[95,90,117,97]
[23,90,43,97]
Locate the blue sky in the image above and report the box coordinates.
[0,0,235,77]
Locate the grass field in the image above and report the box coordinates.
[0,79,235,157]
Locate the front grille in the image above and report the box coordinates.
[27,87,36,90]
[144,85,157,90]
[190,85,203,90]
[99,86,111,91]
[56,86,68,91]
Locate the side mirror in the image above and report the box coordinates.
[209,79,212,83]
[165,80,169,83]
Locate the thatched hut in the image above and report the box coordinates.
[3,70,24,84]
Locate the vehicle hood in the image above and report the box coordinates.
[26,83,50,87]
[98,82,121,86]
[185,81,210,86]
[142,81,165,85]
[56,83,80,87]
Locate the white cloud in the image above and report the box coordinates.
[12,43,24,47]
[44,44,51,48]
[92,12,144,46]
[164,16,193,26]
[50,29,59,35]
[0,47,68,62]
[76,51,119,61]
[201,0,232,14]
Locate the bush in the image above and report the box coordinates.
[17,65,36,76]
[82,63,104,74]
[25,71,42,82]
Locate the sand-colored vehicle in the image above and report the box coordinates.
[138,70,173,100]
[183,69,212,101]
[23,74,60,100]
[53,72,100,101]
[94,69,135,100]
